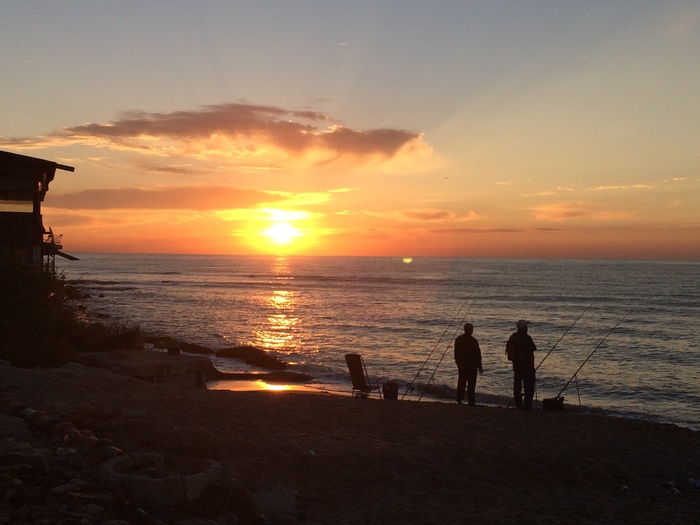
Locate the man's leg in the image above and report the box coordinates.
[457,369,467,404]
[513,365,523,410]
[466,369,478,406]
[523,368,536,411]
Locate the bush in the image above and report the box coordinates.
[0,251,143,367]
[66,319,143,354]
[0,252,75,365]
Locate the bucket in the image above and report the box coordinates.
[382,381,399,400]
[542,396,565,411]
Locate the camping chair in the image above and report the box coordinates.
[345,353,382,399]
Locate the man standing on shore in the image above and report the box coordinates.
[454,322,483,406]
[507,319,537,411]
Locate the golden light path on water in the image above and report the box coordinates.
[255,289,299,349]
[254,256,301,352]
[210,256,320,393]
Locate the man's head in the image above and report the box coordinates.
[516,319,529,332]
[464,322,474,335]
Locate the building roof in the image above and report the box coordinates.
[0,150,74,201]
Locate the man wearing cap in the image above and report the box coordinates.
[454,322,483,405]
[508,319,537,411]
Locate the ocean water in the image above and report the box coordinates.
[58,254,700,430]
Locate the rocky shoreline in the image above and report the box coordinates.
[0,362,296,525]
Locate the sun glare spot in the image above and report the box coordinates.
[264,222,301,244]
[403,257,413,264]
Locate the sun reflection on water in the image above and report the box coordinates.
[254,257,302,352]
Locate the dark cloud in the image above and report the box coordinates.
[401,210,454,221]
[317,126,421,160]
[426,227,567,234]
[428,227,529,234]
[139,164,201,175]
[41,212,95,227]
[47,186,275,210]
[24,103,425,163]
[62,104,324,142]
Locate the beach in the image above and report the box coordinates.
[2,359,699,524]
[60,254,700,431]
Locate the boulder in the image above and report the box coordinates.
[215,346,287,370]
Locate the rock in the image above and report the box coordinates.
[122,408,147,419]
[215,346,288,370]
[251,485,298,520]
[101,454,223,510]
[82,503,105,515]
[0,415,33,442]
[5,447,52,471]
[143,336,216,355]
[0,395,257,524]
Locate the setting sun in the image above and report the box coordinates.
[264,222,301,245]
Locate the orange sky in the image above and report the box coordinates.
[2,3,699,260]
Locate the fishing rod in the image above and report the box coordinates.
[401,293,476,400]
[553,311,631,401]
[535,302,595,371]
[418,296,478,401]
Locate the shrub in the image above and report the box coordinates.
[0,251,143,367]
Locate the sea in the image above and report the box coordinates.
[57,254,700,430]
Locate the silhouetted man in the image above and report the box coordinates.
[507,319,537,411]
[454,322,483,405]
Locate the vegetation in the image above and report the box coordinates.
[0,252,143,367]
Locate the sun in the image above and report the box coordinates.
[263,221,301,245]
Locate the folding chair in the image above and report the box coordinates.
[344,353,382,398]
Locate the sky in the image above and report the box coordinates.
[2,1,699,260]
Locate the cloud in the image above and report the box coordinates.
[583,184,653,191]
[214,207,322,223]
[531,202,596,220]
[401,209,455,221]
[47,186,276,211]
[361,208,480,222]
[429,227,528,234]
[362,209,453,222]
[137,163,202,175]
[1,103,432,169]
[41,211,95,227]
[530,202,637,221]
[523,183,651,199]
[522,186,574,197]
[267,188,353,207]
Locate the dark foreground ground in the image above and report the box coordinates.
[2,361,700,524]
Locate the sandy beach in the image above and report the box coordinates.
[2,360,700,525]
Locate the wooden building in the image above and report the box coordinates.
[0,150,77,270]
